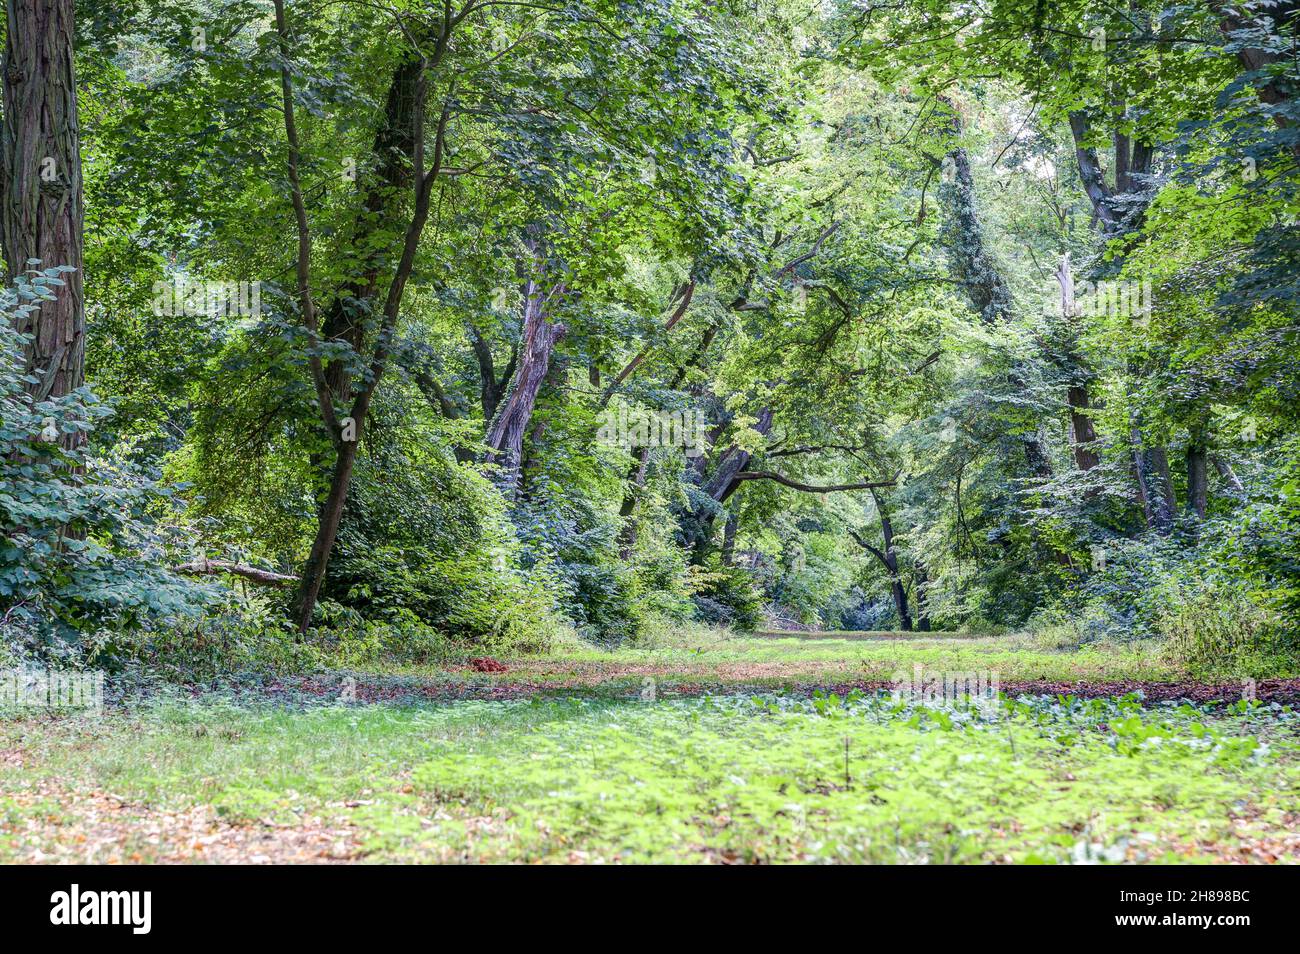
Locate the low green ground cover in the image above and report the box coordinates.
[3,685,1296,863]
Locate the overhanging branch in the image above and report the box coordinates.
[732,471,895,493]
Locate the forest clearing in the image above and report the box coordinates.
[4,629,1300,866]
[2,0,1300,890]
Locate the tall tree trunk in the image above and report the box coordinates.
[317,53,424,403]
[295,437,361,631]
[1129,424,1156,529]
[285,7,452,632]
[1148,445,1177,530]
[483,264,566,496]
[681,407,774,563]
[914,560,931,632]
[850,491,913,631]
[1055,255,1102,472]
[937,104,1050,475]
[939,143,1013,326]
[720,510,738,566]
[2,0,85,416]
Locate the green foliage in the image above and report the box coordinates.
[0,275,217,661]
[689,557,764,631]
[9,688,1298,863]
[322,440,560,653]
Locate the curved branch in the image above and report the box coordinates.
[732,471,895,493]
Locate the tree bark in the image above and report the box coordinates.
[483,261,566,496]
[172,560,298,586]
[1148,445,1177,531]
[1,0,85,415]
[720,510,738,565]
[286,10,452,632]
[849,493,912,632]
[914,559,931,632]
[1056,255,1102,472]
[1068,111,1121,234]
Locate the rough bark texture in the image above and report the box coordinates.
[1068,111,1121,234]
[1148,445,1177,531]
[483,270,566,495]
[2,0,85,412]
[939,145,1013,326]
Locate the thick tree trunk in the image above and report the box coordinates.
[1056,256,1102,473]
[318,54,424,403]
[720,510,738,566]
[1130,425,1156,529]
[939,144,1013,326]
[1067,385,1102,471]
[484,270,566,496]
[2,0,85,415]
[1214,7,1300,157]
[1148,445,1177,530]
[681,407,774,562]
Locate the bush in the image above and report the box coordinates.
[688,558,764,631]
[321,444,560,653]
[0,274,217,663]
[1155,579,1289,678]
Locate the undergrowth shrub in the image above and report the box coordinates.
[321,446,561,653]
[1,275,218,663]
[688,558,763,631]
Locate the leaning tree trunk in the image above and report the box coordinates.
[484,273,566,496]
[1,0,85,417]
[876,498,912,632]
[680,407,774,563]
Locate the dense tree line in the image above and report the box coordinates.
[2,0,1296,672]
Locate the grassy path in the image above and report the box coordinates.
[3,632,1298,864]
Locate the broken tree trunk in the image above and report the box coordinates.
[483,262,566,496]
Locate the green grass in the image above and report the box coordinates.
[3,690,1297,863]
[376,630,1185,689]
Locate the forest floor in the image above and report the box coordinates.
[3,631,1299,864]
